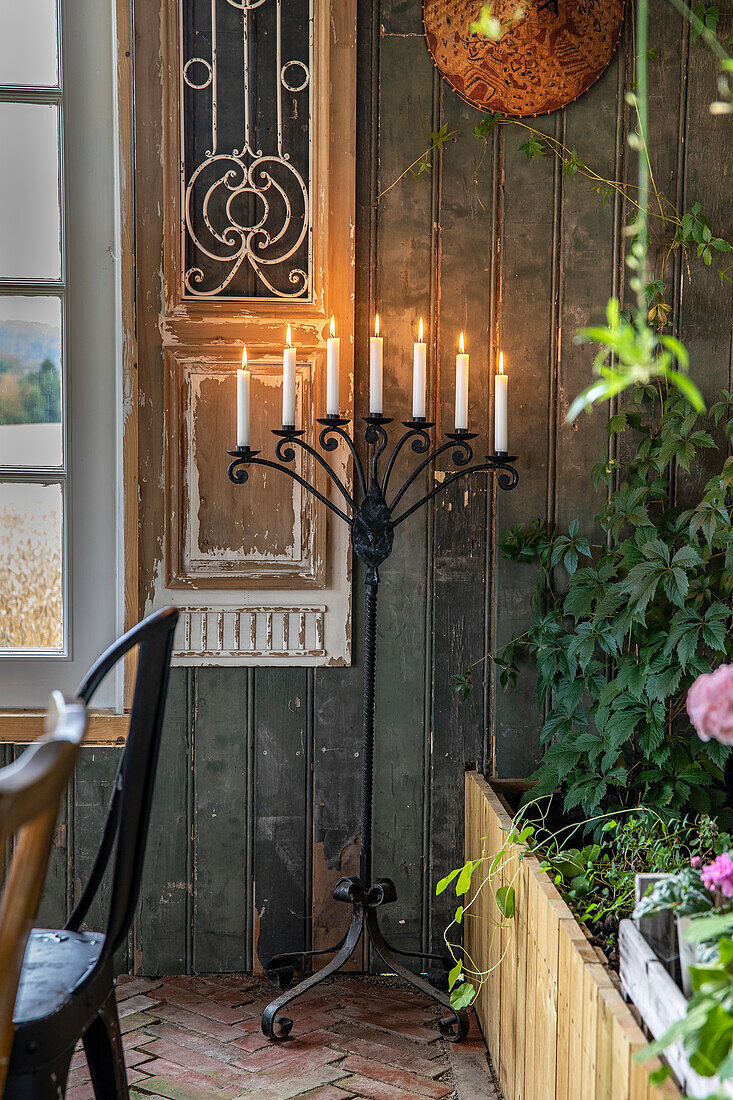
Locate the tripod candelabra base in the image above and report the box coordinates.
[261,876,470,1042]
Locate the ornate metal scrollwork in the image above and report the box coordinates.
[182,0,312,299]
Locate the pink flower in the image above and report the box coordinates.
[701,853,733,899]
[691,856,702,868]
[687,664,733,745]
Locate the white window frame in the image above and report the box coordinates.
[0,0,124,711]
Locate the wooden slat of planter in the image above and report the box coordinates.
[483,778,502,1059]
[464,773,682,1100]
[499,833,523,1096]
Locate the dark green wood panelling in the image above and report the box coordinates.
[429,73,496,950]
[135,667,191,975]
[252,667,310,970]
[371,19,435,961]
[21,0,733,976]
[192,667,249,972]
[493,110,560,778]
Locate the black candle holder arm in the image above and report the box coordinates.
[392,452,519,528]
[227,448,353,526]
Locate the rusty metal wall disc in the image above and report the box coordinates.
[423,0,625,118]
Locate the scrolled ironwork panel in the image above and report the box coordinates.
[181,0,312,300]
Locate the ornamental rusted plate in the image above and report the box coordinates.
[423,0,625,118]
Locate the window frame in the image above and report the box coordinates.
[0,0,138,735]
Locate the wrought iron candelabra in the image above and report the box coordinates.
[227,414,519,1043]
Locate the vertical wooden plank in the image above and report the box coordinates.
[522,868,539,1100]
[499,827,523,1097]
[677,5,733,504]
[73,745,127,972]
[253,668,310,971]
[493,111,560,778]
[16,741,70,930]
[555,56,623,536]
[430,64,495,952]
[534,881,560,1100]
[555,924,573,1100]
[310,0,372,972]
[312,661,363,968]
[512,857,528,1100]
[596,985,626,1100]
[580,963,604,1100]
[135,666,191,975]
[192,668,248,972]
[372,2,435,960]
[483,781,502,1060]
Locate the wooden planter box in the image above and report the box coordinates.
[464,772,679,1100]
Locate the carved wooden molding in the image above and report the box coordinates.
[173,605,326,663]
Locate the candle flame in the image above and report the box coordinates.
[459,331,465,354]
[286,323,292,347]
[330,314,335,338]
[418,317,424,342]
[374,313,380,338]
[241,346,247,368]
[498,351,505,375]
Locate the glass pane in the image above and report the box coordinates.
[0,297,62,467]
[0,0,59,87]
[0,481,63,651]
[0,103,61,280]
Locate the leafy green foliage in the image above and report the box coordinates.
[498,388,733,818]
[411,124,453,178]
[530,806,727,928]
[567,298,703,421]
[473,112,504,140]
[519,135,548,161]
[691,3,720,37]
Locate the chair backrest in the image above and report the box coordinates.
[66,606,178,961]
[0,693,87,1092]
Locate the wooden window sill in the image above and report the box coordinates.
[0,712,130,745]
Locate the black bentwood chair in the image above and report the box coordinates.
[4,606,179,1100]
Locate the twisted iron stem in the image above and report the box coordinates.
[361,579,377,887]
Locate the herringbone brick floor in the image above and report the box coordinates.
[67,973,501,1100]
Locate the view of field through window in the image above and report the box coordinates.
[0,297,63,650]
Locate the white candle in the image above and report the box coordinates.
[326,314,340,417]
[237,347,250,448]
[495,351,508,452]
[413,317,426,419]
[283,323,296,427]
[455,332,469,431]
[370,313,383,415]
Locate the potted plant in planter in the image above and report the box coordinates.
[633,860,724,995]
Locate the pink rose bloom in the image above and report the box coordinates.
[691,856,702,868]
[701,853,733,899]
[687,664,733,745]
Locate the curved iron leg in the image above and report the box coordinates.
[262,904,364,1040]
[268,930,349,972]
[365,908,469,1042]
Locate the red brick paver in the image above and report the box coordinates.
[67,973,501,1099]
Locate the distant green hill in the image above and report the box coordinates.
[0,320,60,375]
